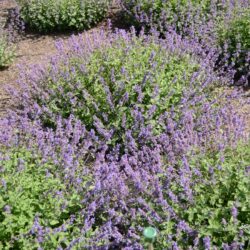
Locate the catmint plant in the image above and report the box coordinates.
[14,27,224,149]
[0,24,249,249]
[16,0,112,33]
[0,29,15,69]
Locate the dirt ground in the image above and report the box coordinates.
[0,0,249,133]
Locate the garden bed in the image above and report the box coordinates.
[0,0,249,249]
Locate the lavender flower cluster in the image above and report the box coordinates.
[0,18,249,250]
[14,28,226,147]
[5,6,25,42]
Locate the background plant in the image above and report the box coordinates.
[0,30,15,69]
[0,6,23,69]
[16,0,112,33]
[121,0,250,86]
[216,7,250,85]
[122,0,222,34]
[5,6,25,42]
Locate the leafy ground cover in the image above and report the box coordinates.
[0,0,249,249]
[216,7,250,84]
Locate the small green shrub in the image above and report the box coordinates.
[183,142,250,247]
[17,0,112,33]
[217,8,249,49]
[0,35,15,69]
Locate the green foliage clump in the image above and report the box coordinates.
[184,143,250,247]
[218,8,250,50]
[17,0,112,33]
[0,35,15,69]
[0,148,87,249]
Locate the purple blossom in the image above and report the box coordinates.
[231,206,238,220]
[203,236,211,250]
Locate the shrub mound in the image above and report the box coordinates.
[0,101,248,249]
[0,7,24,69]
[122,0,222,34]
[17,29,218,146]
[16,0,112,32]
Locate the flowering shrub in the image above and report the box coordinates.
[175,142,250,248]
[0,7,22,69]
[122,0,221,34]
[0,117,96,249]
[16,28,220,147]
[16,0,112,33]
[0,99,248,248]
[6,7,25,42]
